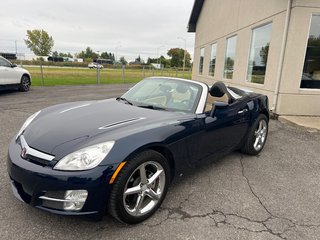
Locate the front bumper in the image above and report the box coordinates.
[7,139,116,216]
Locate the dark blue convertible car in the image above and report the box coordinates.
[7,77,269,224]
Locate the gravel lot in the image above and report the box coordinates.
[1,85,320,240]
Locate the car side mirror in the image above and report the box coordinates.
[11,64,17,68]
[210,101,228,117]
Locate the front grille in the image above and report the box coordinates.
[26,155,50,167]
[18,135,55,166]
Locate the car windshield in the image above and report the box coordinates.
[121,78,203,113]
[0,56,12,67]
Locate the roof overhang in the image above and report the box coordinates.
[187,0,204,32]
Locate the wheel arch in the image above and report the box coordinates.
[21,73,32,84]
[250,95,269,125]
[148,145,175,181]
[259,95,269,120]
[123,143,176,182]
[260,109,269,120]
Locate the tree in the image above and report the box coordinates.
[259,44,269,66]
[304,36,320,73]
[147,57,158,65]
[52,51,59,57]
[308,36,320,46]
[100,52,115,61]
[58,52,73,58]
[77,47,98,60]
[225,57,234,69]
[159,55,170,67]
[52,51,73,58]
[24,29,54,56]
[167,48,191,68]
[119,56,127,65]
[135,55,142,63]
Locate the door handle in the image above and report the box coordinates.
[238,109,248,114]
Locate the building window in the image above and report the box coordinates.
[300,15,320,89]
[247,23,272,84]
[209,43,217,76]
[223,36,237,79]
[199,48,204,75]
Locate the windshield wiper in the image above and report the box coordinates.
[137,104,167,111]
[116,97,133,105]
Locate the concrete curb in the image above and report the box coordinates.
[278,116,320,133]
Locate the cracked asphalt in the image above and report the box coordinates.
[1,85,320,240]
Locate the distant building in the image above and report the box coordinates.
[0,53,16,60]
[151,63,162,70]
[63,57,74,62]
[94,59,113,65]
[188,0,320,116]
[46,56,83,63]
[74,58,83,63]
[47,56,63,62]
[129,60,142,65]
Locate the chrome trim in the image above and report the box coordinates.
[39,196,85,203]
[98,117,146,130]
[238,109,248,114]
[20,135,55,161]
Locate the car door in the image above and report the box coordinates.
[0,57,10,84]
[187,100,250,164]
[0,57,20,84]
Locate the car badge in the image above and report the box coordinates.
[21,147,27,159]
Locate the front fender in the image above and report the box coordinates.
[100,117,200,175]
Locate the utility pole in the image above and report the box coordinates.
[157,45,165,67]
[178,37,186,77]
[115,44,121,65]
[97,50,100,84]
[15,40,17,55]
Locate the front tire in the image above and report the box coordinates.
[19,75,31,92]
[108,150,170,224]
[241,114,268,155]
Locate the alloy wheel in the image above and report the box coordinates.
[253,119,267,151]
[123,161,165,217]
[21,76,30,91]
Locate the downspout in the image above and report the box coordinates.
[271,0,292,115]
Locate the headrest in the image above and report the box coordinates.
[176,84,188,94]
[209,81,227,97]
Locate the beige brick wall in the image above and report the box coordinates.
[191,0,320,115]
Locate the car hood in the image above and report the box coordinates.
[13,66,30,74]
[23,99,185,157]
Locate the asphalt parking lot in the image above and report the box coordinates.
[1,85,320,240]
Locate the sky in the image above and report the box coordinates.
[0,0,196,62]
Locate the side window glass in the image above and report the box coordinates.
[300,15,320,89]
[0,58,11,67]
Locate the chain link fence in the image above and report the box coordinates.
[22,64,192,86]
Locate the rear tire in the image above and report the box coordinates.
[241,114,268,155]
[19,75,31,92]
[108,150,170,224]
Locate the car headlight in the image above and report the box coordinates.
[54,141,115,171]
[16,110,41,140]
